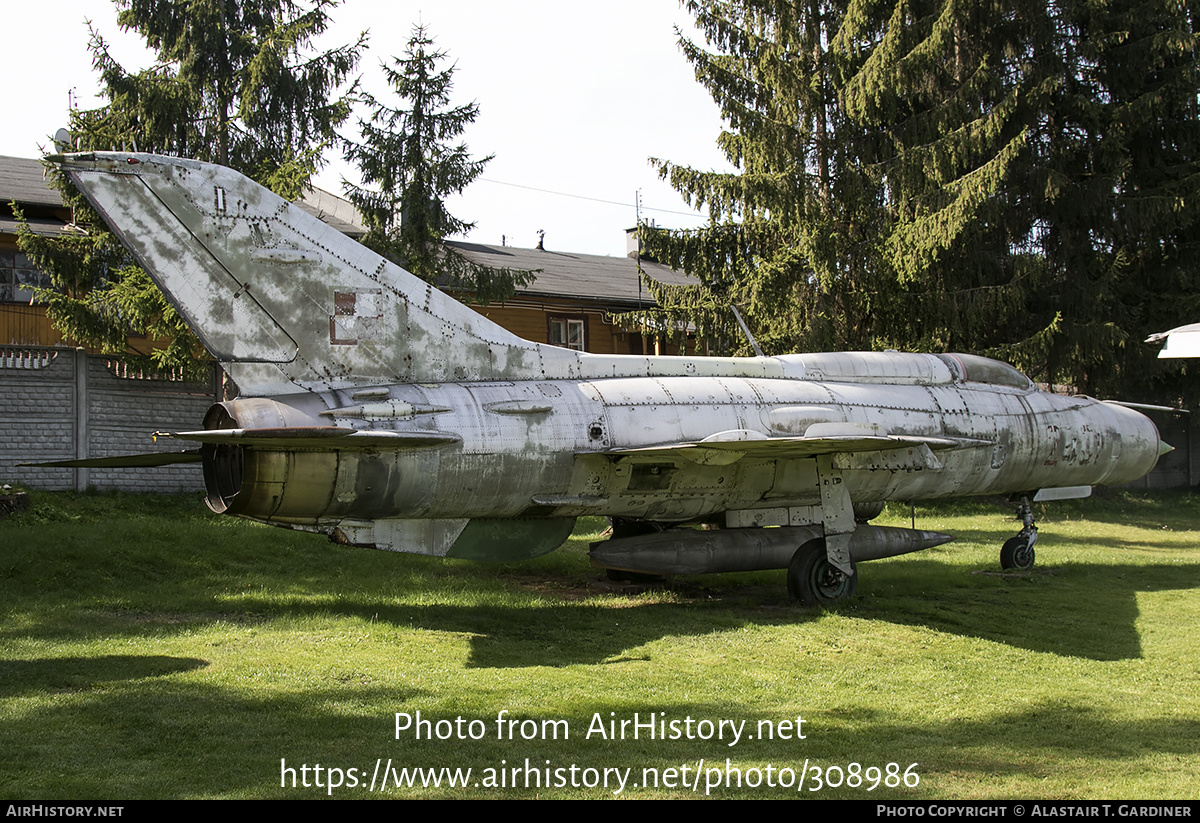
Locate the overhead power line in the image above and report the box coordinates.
[480,177,706,219]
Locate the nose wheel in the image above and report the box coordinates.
[1001,495,1038,571]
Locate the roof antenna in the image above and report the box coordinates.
[635,190,643,310]
[730,304,765,358]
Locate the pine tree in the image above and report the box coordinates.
[631,0,888,356]
[643,0,1199,403]
[1030,0,1200,399]
[343,25,533,304]
[18,0,364,373]
[637,0,1051,358]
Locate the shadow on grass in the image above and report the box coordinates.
[220,548,1200,665]
[5,546,1197,667]
[855,556,1200,661]
[4,494,1199,797]
[0,655,208,697]
[2,679,1197,798]
[11,552,1194,668]
[3,494,1198,669]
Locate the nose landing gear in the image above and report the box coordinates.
[1001,495,1038,571]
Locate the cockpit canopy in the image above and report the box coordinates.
[934,353,1034,390]
[775,351,1034,389]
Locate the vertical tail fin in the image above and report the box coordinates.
[57,152,558,395]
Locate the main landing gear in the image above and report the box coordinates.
[787,539,857,607]
[604,518,666,582]
[1001,495,1038,571]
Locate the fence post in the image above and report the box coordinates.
[73,349,89,492]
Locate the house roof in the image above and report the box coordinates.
[0,156,70,239]
[290,189,696,308]
[449,240,695,306]
[0,215,63,237]
[296,185,366,238]
[0,156,64,208]
[0,157,368,237]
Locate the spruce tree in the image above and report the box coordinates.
[343,25,533,304]
[18,0,364,374]
[643,0,1199,403]
[631,0,889,356]
[1031,0,1200,399]
[638,0,1050,358]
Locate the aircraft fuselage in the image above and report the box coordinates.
[203,360,1160,543]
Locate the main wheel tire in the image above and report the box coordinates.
[1000,536,1036,571]
[603,520,667,582]
[787,541,857,606]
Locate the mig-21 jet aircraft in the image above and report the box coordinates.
[38,152,1170,605]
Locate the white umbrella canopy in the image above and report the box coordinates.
[1146,323,1200,358]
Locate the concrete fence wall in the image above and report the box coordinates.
[1,347,219,492]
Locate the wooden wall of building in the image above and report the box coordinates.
[473,297,689,356]
[0,302,64,347]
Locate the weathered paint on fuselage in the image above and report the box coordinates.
[214,364,1159,534]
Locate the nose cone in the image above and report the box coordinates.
[1099,402,1168,486]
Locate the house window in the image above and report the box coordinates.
[548,316,586,351]
[0,250,52,303]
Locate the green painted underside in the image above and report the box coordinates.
[446,518,578,561]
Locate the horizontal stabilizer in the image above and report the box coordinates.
[19,451,202,469]
[158,427,461,449]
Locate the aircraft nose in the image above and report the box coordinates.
[1098,401,1169,485]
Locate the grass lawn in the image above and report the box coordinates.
[1,489,1197,798]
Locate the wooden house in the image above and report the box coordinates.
[0,155,68,347]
